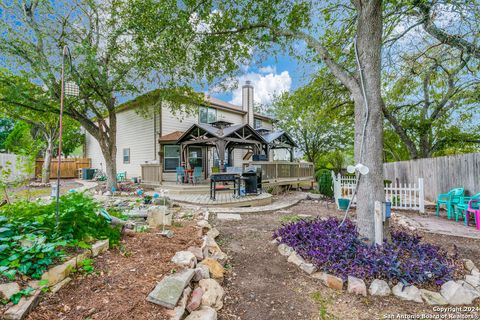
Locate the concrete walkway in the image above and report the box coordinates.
[398,213,480,239]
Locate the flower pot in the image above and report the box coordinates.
[338,198,350,211]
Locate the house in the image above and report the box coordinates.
[85,81,307,185]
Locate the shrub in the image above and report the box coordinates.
[316,169,333,197]
[273,217,456,286]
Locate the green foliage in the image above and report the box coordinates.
[4,122,41,156]
[10,287,35,305]
[279,215,303,224]
[0,193,120,281]
[78,258,95,274]
[316,169,333,198]
[0,118,14,151]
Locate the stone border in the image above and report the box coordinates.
[1,239,109,320]
[146,212,228,320]
[273,241,480,306]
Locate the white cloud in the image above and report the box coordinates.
[258,65,276,74]
[229,69,292,106]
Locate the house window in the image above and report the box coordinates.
[188,147,203,169]
[164,145,180,171]
[123,148,130,164]
[254,118,262,129]
[199,107,217,124]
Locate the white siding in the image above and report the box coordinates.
[85,131,105,171]
[161,106,197,135]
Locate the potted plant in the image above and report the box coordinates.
[143,195,152,205]
[338,187,350,211]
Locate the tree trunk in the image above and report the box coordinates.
[352,0,385,243]
[41,137,53,183]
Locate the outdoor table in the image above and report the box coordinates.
[210,173,240,200]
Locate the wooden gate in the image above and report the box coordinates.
[35,158,91,179]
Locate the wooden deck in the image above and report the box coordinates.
[168,192,273,207]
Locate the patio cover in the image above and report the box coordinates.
[176,123,267,170]
[258,129,296,161]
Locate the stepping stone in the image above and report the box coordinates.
[216,213,241,221]
[146,269,194,309]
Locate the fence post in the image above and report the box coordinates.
[418,178,425,213]
[374,201,383,246]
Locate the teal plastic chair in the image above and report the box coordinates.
[436,188,464,219]
[455,192,480,225]
[117,171,127,182]
[176,167,185,184]
[189,167,202,185]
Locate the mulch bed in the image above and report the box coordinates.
[26,224,201,320]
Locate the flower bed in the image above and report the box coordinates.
[273,217,457,286]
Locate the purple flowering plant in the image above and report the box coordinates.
[273,217,456,286]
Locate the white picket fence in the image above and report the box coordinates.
[331,171,425,213]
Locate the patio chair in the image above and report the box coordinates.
[117,171,127,182]
[189,167,202,185]
[176,167,185,184]
[455,192,480,225]
[436,188,464,219]
[466,199,480,230]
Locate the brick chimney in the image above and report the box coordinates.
[242,80,254,127]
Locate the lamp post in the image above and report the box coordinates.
[55,45,79,226]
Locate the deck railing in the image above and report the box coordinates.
[242,161,315,182]
[141,163,162,185]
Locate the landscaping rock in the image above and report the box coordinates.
[287,252,306,267]
[216,213,241,221]
[440,280,478,305]
[51,277,72,294]
[472,268,480,276]
[184,306,217,320]
[147,206,172,228]
[347,276,367,297]
[187,246,204,261]
[277,244,293,256]
[206,228,220,239]
[193,265,210,282]
[392,283,422,303]
[464,259,476,272]
[456,280,480,299]
[41,257,76,287]
[420,289,448,305]
[187,287,204,312]
[3,289,41,320]
[91,239,109,257]
[199,279,225,311]
[171,251,197,268]
[299,263,317,275]
[210,251,228,265]
[146,269,194,309]
[167,286,192,320]
[368,279,391,296]
[465,274,480,287]
[197,220,212,230]
[311,272,327,281]
[199,258,224,282]
[323,274,344,290]
[0,282,20,300]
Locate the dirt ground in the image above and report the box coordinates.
[27,224,201,320]
[214,196,480,320]
[6,179,83,202]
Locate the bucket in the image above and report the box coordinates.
[338,198,350,211]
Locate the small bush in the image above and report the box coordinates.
[316,169,333,197]
[273,217,456,286]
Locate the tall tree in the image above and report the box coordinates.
[272,69,353,164]
[0,118,14,152]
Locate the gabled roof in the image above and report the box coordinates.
[177,123,267,145]
[260,130,297,148]
[159,131,184,142]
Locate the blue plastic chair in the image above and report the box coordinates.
[436,188,464,219]
[176,167,185,184]
[189,167,202,185]
[455,192,480,225]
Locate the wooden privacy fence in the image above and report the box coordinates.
[35,158,91,179]
[383,152,480,202]
[332,172,425,213]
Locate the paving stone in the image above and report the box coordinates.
[3,289,41,320]
[392,283,423,303]
[368,279,391,296]
[216,214,241,221]
[166,287,192,320]
[420,289,448,305]
[347,276,367,297]
[0,282,20,300]
[146,269,195,309]
[91,239,109,257]
[184,306,217,320]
